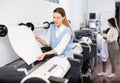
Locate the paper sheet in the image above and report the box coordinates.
[8,26,42,65]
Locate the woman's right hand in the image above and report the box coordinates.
[37,53,46,61]
[35,35,48,46]
[35,35,41,42]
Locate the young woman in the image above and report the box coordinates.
[97,17,119,78]
[35,7,74,61]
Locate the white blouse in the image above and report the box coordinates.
[107,27,118,43]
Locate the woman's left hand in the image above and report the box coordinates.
[37,53,46,61]
[105,40,110,43]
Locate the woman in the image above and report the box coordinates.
[97,17,119,78]
[35,7,74,61]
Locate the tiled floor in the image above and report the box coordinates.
[91,50,120,83]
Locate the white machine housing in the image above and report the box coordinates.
[21,56,71,83]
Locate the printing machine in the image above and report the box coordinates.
[0,52,82,83]
[0,25,82,83]
[0,56,82,83]
[74,28,97,73]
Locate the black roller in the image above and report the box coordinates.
[50,21,54,25]
[43,21,50,29]
[24,77,47,83]
[0,25,8,37]
[18,23,26,26]
[26,22,34,31]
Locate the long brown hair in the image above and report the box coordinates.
[108,17,119,32]
[53,7,74,37]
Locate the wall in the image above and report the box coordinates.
[88,0,115,31]
[69,0,88,30]
[0,0,59,26]
[0,0,88,30]
[0,0,115,30]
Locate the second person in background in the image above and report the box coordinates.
[97,17,119,78]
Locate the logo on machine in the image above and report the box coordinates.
[45,0,59,4]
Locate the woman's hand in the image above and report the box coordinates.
[35,35,41,42]
[105,40,110,44]
[35,35,48,46]
[37,53,46,61]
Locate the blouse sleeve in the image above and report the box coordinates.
[45,28,50,45]
[54,34,71,55]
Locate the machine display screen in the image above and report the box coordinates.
[88,21,96,29]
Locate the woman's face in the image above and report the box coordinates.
[53,12,64,28]
[108,22,112,27]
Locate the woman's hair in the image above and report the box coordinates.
[53,7,74,37]
[108,17,119,31]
